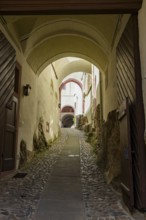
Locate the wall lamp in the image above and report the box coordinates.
[23,84,31,96]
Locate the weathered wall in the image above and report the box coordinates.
[84,91,92,124]
[18,63,59,166]
[139,1,146,133]
[37,65,60,142]
[61,82,82,115]
[96,83,100,107]
[0,24,38,167]
[17,55,38,153]
[102,51,118,121]
[0,25,60,168]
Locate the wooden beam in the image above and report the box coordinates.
[0,0,143,15]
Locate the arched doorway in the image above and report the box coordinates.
[61,114,74,128]
[61,106,75,128]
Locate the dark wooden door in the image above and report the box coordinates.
[118,98,134,210]
[2,96,18,171]
[0,31,16,172]
[117,16,146,209]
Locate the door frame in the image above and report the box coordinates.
[13,62,21,170]
[118,98,134,210]
[116,14,146,209]
[132,15,146,209]
[0,0,143,14]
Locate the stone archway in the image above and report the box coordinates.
[60,78,84,115]
[60,78,82,91]
[62,114,74,128]
[61,106,75,113]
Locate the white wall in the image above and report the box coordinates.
[92,65,100,99]
[84,90,92,123]
[92,65,100,121]
[139,1,146,128]
[61,82,83,115]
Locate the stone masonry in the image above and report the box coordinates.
[0,129,145,220]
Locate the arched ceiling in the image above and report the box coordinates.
[1,14,126,75]
[55,59,91,84]
[60,78,83,91]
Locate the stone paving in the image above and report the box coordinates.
[0,129,68,220]
[79,131,146,220]
[0,128,146,220]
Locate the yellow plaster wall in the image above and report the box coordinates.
[102,50,118,120]
[0,25,60,169]
[18,60,60,167]
[37,65,60,142]
[0,25,38,167]
[17,55,38,154]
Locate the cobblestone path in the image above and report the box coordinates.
[0,129,68,220]
[0,128,145,220]
[79,131,146,220]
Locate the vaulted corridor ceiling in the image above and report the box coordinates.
[1,14,129,77]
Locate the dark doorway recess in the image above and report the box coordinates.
[62,115,74,128]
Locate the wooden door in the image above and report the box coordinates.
[0,31,16,172]
[118,98,134,210]
[117,16,146,209]
[2,96,18,171]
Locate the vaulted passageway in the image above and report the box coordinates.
[0,1,146,216]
